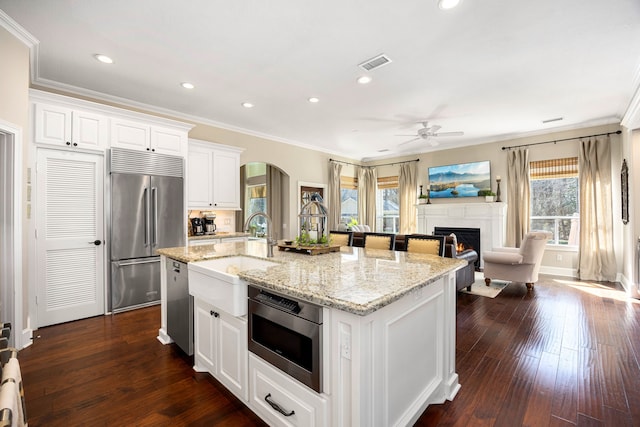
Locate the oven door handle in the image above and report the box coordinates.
[264,393,295,417]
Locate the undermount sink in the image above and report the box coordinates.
[188,256,279,316]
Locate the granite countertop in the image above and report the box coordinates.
[188,232,250,241]
[156,241,465,316]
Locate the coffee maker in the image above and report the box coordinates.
[190,217,204,236]
[204,212,217,235]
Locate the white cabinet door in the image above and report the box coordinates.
[212,149,240,208]
[35,149,105,327]
[110,119,151,151]
[72,110,108,149]
[151,126,186,156]
[34,103,71,146]
[187,140,242,209]
[187,145,214,208]
[194,298,218,374]
[217,313,248,401]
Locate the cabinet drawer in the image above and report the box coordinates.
[249,354,327,427]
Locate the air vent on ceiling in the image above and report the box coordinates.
[358,54,392,71]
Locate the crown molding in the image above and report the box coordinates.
[0,9,39,82]
[621,72,640,130]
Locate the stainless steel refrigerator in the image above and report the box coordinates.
[109,148,185,313]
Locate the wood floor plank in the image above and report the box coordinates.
[522,351,560,426]
[551,347,579,424]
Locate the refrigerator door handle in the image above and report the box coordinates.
[143,186,150,247]
[152,186,158,247]
[113,257,160,267]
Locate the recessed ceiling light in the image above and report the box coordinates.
[94,54,113,64]
[241,102,254,108]
[438,0,461,10]
[357,76,372,84]
[180,82,195,89]
[308,97,319,103]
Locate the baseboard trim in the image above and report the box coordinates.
[539,266,577,278]
[21,328,33,350]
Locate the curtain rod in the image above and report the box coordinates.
[501,130,621,151]
[329,158,419,168]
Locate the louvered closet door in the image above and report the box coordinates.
[36,149,104,327]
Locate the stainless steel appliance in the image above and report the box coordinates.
[166,259,193,355]
[248,285,323,392]
[204,212,217,235]
[109,148,185,313]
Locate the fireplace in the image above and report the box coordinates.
[416,202,506,269]
[434,227,481,270]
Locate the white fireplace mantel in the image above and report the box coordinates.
[417,202,507,268]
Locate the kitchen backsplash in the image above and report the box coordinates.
[188,210,236,236]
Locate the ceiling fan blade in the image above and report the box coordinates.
[429,125,441,133]
[395,134,419,137]
[433,131,464,137]
[398,137,421,146]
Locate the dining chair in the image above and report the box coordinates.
[329,231,353,246]
[363,232,396,250]
[405,234,446,256]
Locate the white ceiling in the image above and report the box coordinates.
[2,0,640,160]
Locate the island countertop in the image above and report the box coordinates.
[157,241,465,316]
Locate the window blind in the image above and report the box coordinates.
[377,176,398,189]
[530,157,578,180]
[340,176,358,189]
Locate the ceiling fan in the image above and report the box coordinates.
[397,121,464,146]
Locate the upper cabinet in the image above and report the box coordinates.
[31,89,192,156]
[34,103,108,149]
[110,120,186,157]
[188,139,244,210]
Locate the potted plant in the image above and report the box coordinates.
[418,193,429,204]
[478,189,496,202]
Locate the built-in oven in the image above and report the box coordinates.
[248,285,323,393]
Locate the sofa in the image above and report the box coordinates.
[349,232,478,292]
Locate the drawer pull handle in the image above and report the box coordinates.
[264,393,295,417]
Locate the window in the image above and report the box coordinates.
[247,184,267,235]
[529,157,579,245]
[340,176,358,226]
[376,176,399,233]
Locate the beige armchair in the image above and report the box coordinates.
[483,231,552,290]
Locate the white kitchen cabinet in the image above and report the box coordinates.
[188,139,243,209]
[193,297,248,402]
[31,89,192,157]
[249,354,328,427]
[111,119,186,156]
[34,103,108,150]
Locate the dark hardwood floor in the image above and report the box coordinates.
[18,275,640,426]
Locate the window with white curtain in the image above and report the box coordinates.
[340,176,358,225]
[376,176,399,233]
[529,157,579,246]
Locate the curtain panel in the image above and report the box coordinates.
[358,167,377,229]
[398,162,417,234]
[577,136,616,281]
[266,165,283,240]
[328,162,342,230]
[506,149,530,247]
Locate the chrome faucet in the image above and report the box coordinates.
[243,211,277,257]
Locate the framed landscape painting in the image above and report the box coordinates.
[428,160,491,198]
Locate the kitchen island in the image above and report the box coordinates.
[157,240,465,426]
